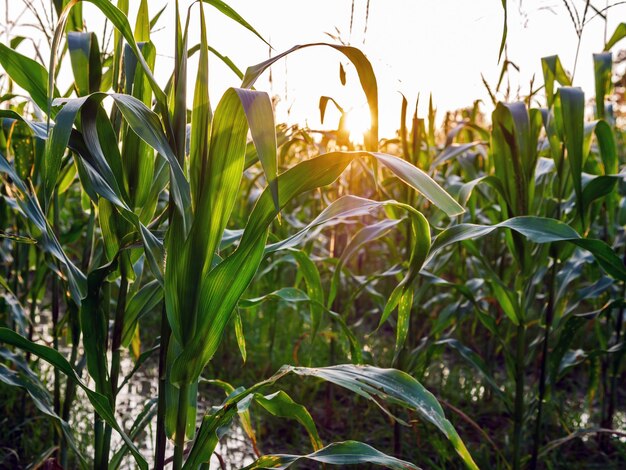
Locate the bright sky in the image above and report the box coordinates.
[2,1,625,137]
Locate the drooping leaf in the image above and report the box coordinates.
[0,153,87,301]
[429,216,626,281]
[284,365,477,469]
[184,365,476,469]
[0,43,55,113]
[436,339,510,409]
[243,441,419,470]
[328,218,401,308]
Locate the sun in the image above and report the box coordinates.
[344,109,371,147]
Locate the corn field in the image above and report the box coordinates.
[0,0,626,469]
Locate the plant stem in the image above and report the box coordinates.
[512,323,526,470]
[601,275,626,449]
[94,412,104,469]
[51,188,62,459]
[101,267,129,467]
[155,304,170,469]
[60,303,79,468]
[109,268,128,396]
[530,250,558,470]
[607,298,625,420]
[26,273,38,361]
[173,382,189,470]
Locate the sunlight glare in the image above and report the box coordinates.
[344,109,371,147]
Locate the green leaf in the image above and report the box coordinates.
[166,87,276,347]
[395,287,414,358]
[541,55,571,108]
[328,218,401,309]
[251,391,323,451]
[134,0,150,41]
[0,153,87,301]
[593,52,612,119]
[556,87,585,225]
[49,92,190,224]
[185,365,475,469]
[80,259,117,393]
[0,43,55,113]
[233,309,247,363]
[109,398,158,469]
[243,441,418,469]
[498,0,508,63]
[234,88,279,213]
[491,280,521,325]
[286,365,477,469]
[582,175,617,211]
[121,280,163,347]
[122,41,157,216]
[75,0,169,116]
[431,142,483,169]
[267,196,413,255]
[187,43,244,79]
[584,119,617,176]
[491,102,542,217]
[68,32,102,96]
[379,211,431,333]
[189,0,212,206]
[429,216,626,281]
[604,22,626,50]
[289,249,325,340]
[240,287,309,308]
[109,92,191,221]
[372,152,463,216]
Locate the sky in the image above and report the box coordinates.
[2,0,626,138]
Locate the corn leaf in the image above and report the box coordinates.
[556,87,585,225]
[604,22,626,50]
[541,55,571,109]
[185,364,475,469]
[244,441,418,469]
[68,32,102,96]
[592,52,612,119]
[429,216,626,281]
[0,43,54,113]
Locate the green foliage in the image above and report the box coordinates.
[1,1,625,469]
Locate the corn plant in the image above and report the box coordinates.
[0,0,483,468]
[2,1,626,469]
